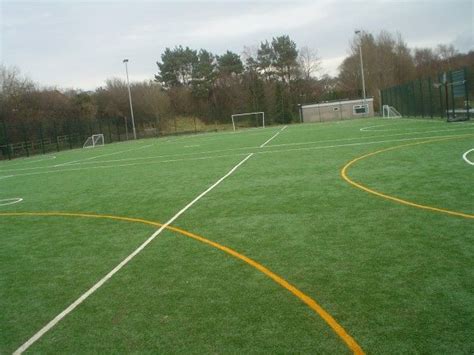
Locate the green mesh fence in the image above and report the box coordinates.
[0,117,156,161]
[381,66,472,122]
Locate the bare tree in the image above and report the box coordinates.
[298,46,321,80]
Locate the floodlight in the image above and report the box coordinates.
[122,59,137,139]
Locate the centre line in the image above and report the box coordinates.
[260,126,287,148]
[13,153,254,355]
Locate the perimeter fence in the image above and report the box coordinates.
[0,111,244,161]
[0,117,158,161]
[381,66,473,122]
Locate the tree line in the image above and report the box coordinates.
[1,31,472,137]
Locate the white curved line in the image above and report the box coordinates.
[360,124,393,132]
[0,197,23,206]
[462,148,474,165]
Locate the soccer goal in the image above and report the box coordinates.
[83,134,105,148]
[231,112,265,131]
[382,105,402,118]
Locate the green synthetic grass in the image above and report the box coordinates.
[1,117,473,353]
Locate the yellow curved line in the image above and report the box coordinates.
[0,211,364,354]
[341,135,474,219]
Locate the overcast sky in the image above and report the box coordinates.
[1,0,472,90]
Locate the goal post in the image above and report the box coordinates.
[231,112,265,131]
[382,105,402,118]
[83,134,105,148]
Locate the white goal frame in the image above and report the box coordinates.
[382,105,402,118]
[83,134,105,148]
[231,112,265,131]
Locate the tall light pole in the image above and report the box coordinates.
[123,59,137,140]
[354,30,367,113]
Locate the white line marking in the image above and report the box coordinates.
[2,133,472,182]
[462,148,474,165]
[0,197,23,206]
[184,145,200,148]
[2,125,473,174]
[360,123,394,132]
[22,155,57,164]
[259,126,287,148]
[13,153,254,354]
[360,119,472,132]
[269,126,474,149]
[54,144,154,167]
[1,155,56,167]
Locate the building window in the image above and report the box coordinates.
[353,104,368,115]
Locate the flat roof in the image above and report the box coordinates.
[302,98,373,109]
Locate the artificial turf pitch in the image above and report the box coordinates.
[1,117,473,353]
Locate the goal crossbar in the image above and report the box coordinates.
[231,112,265,131]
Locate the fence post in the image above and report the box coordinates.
[449,70,455,119]
[107,120,112,143]
[419,79,424,118]
[404,84,409,116]
[116,120,121,141]
[53,121,60,152]
[1,119,12,160]
[464,67,470,120]
[67,120,73,149]
[21,122,30,157]
[39,122,46,154]
[428,77,434,118]
[438,73,445,119]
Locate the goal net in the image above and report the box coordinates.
[83,134,105,148]
[231,112,265,131]
[382,105,402,118]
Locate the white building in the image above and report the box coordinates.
[301,98,374,123]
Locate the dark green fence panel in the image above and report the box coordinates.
[0,117,131,161]
[381,66,472,121]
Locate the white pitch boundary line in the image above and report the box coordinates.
[54,143,154,167]
[18,155,57,164]
[462,148,474,165]
[13,153,254,355]
[0,155,56,168]
[268,126,474,149]
[162,126,277,144]
[2,132,472,182]
[2,125,473,174]
[63,126,473,167]
[259,126,287,148]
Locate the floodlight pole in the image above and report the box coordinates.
[298,104,303,123]
[355,30,367,113]
[123,59,137,140]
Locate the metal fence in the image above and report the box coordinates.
[0,115,236,161]
[0,117,159,161]
[381,66,472,121]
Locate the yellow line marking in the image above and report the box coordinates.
[341,135,474,219]
[0,211,364,354]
